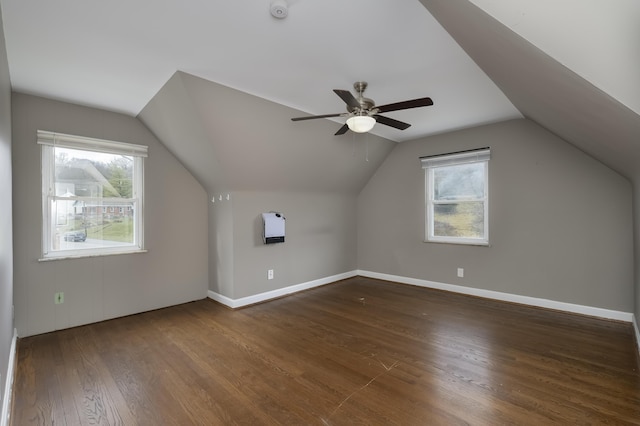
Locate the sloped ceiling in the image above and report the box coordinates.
[139,72,396,194]
[420,0,640,182]
[469,0,640,116]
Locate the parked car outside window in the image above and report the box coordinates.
[64,231,86,242]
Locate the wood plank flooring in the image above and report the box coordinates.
[10,277,640,425]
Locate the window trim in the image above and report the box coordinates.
[421,147,490,246]
[39,130,147,260]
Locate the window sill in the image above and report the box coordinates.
[424,239,490,247]
[38,249,147,262]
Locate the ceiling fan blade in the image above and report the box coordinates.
[334,124,349,135]
[374,115,411,130]
[333,89,361,109]
[375,97,433,114]
[291,113,344,121]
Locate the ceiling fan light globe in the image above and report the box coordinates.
[346,116,375,133]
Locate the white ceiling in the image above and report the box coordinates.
[0,0,522,142]
[469,0,640,116]
[2,0,638,146]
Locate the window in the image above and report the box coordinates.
[39,131,147,259]
[421,148,490,245]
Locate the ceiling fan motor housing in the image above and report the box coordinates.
[349,81,375,114]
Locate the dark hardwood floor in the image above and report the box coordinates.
[11,277,640,425]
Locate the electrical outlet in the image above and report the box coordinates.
[457,268,464,278]
[268,269,274,280]
[54,292,64,304]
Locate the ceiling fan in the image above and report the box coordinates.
[291,81,434,136]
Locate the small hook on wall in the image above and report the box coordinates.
[211,193,231,203]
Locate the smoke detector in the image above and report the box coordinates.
[270,0,288,19]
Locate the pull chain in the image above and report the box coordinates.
[352,130,356,157]
[365,133,369,162]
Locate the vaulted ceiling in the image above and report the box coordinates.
[0,0,521,142]
[1,0,639,192]
[421,0,640,183]
[139,71,397,194]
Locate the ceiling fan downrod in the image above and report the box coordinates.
[350,81,375,114]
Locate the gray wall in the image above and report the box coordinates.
[634,186,640,328]
[210,192,234,297]
[139,72,384,302]
[358,119,634,312]
[0,4,14,405]
[12,93,209,337]
[222,191,357,299]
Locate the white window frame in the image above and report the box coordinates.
[421,148,490,246]
[39,130,147,260]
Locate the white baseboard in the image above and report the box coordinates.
[357,270,634,323]
[208,270,358,309]
[208,269,634,324]
[1,329,17,426]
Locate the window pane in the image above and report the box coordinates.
[41,135,144,259]
[55,147,133,198]
[52,200,135,251]
[433,202,485,238]
[433,163,484,201]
